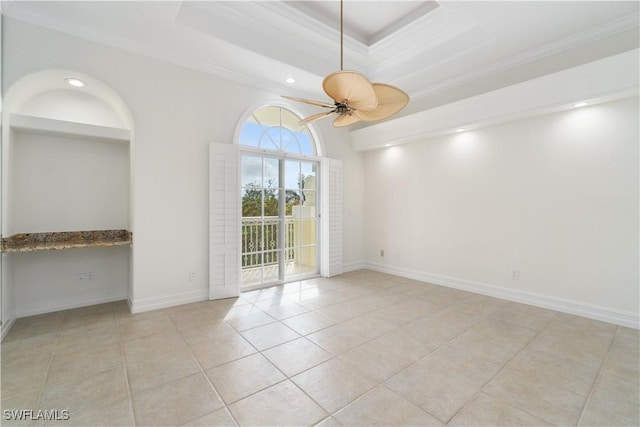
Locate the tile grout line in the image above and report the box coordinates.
[387,311,496,426]
[465,312,560,426]
[245,300,337,424]
[303,290,455,370]
[115,305,138,427]
[575,324,618,427]
[33,311,66,413]
[6,273,636,427]
[219,293,379,423]
[289,283,459,423]
[380,302,491,397]
[170,305,244,427]
[245,300,385,425]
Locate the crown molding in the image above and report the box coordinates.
[351,49,640,150]
[4,1,638,109]
[410,13,640,101]
[369,5,474,59]
[175,1,343,76]
[257,1,370,57]
[369,11,490,81]
[2,7,323,98]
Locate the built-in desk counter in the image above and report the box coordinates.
[1,230,132,253]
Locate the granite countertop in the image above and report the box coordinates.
[1,230,132,253]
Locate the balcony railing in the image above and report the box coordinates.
[241,216,295,268]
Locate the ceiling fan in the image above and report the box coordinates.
[283,0,409,127]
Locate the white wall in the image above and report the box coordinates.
[11,131,129,233]
[13,247,129,317]
[2,17,364,311]
[364,96,639,324]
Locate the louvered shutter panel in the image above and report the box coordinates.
[322,158,343,277]
[209,143,240,299]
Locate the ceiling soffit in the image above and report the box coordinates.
[174,1,487,83]
[3,1,638,114]
[281,1,440,46]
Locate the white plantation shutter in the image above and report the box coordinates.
[209,143,240,299]
[321,158,343,277]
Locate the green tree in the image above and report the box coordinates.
[242,181,278,217]
[243,177,306,217]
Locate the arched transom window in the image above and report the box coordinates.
[239,106,317,155]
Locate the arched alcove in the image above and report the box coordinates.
[4,69,134,129]
[1,70,135,332]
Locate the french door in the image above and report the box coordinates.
[241,154,319,289]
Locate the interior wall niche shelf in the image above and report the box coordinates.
[1,230,132,253]
[10,113,130,143]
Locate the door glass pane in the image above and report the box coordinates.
[301,162,316,185]
[300,246,317,275]
[242,188,262,218]
[263,216,279,252]
[263,189,279,218]
[242,218,261,255]
[285,248,300,277]
[288,219,302,247]
[299,219,316,245]
[242,252,262,287]
[263,251,279,283]
[263,157,279,189]
[242,155,263,187]
[285,160,301,190]
[300,191,316,217]
[283,160,319,281]
[287,190,302,218]
[243,155,319,288]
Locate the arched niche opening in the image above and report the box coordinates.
[1,70,135,334]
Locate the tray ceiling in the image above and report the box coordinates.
[2,1,639,120]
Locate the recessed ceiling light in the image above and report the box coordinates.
[573,102,588,108]
[285,76,296,84]
[385,143,392,147]
[64,77,85,88]
[455,128,466,133]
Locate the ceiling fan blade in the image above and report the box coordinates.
[332,113,361,128]
[282,95,335,109]
[323,71,378,111]
[354,83,409,122]
[299,111,334,125]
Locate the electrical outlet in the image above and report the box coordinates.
[380,249,384,257]
[512,269,520,280]
[76,272,96,285]
[189,271,197,281]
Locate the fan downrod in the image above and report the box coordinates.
[281,0,409,127]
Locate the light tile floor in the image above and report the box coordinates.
[1,270,638,426]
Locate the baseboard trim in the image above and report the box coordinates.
[130,288,209,314]
[365,262,639,329]
[343,261,366,273]
[1,314,17,341]
[15,291,128,318]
